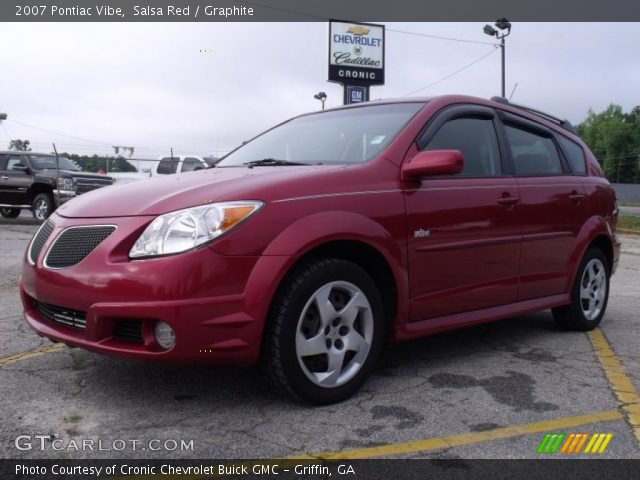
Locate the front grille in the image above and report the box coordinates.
[45,225,116,268]
[75,178,113,195]
[28,220,55,264]
[114,320,143,343]
[35,301,86,330]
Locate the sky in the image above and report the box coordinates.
[1,22,638,159]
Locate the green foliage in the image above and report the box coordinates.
[8,139,31,151]
[57,153,138,173]
[578,104,640,183]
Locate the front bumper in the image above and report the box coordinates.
[20,213,273,366]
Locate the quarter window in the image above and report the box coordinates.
[557,135,586,175]
[505,125,563,176]
[423,117,502,177]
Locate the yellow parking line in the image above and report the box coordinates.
[0,343,66,367]
[290,410,622,459]
[588,328,640,444]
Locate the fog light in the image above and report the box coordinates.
[154,321,175,350]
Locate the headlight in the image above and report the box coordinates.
[129,201,263,258]
[57,177,74,191]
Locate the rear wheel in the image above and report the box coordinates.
[264,258,385,404]
[0,208,21,219]
[552,248,610,331]
[32,193,54,221]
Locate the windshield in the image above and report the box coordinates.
[30,156,82,172]
[217,103,424,167]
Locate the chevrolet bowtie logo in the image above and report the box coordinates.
[347,26,370,36]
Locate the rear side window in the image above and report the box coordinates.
[424,117,502,177]
[157,157,178,175]
[557,135,586,175]
[505,125,563,176]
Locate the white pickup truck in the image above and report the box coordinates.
[156,155,211,175]
[110,156,218,184]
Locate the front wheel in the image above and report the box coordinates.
[0,208,21,219]
[552,248,610,331]
[264,258,385,404]
[32,193,54,221]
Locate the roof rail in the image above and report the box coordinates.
[490,96,578,135]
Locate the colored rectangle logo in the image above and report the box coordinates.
[537,433,612,454]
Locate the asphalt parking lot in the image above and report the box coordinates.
[1,223,639,460]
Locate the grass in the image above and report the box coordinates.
[618,214,640,232]
[619,201,640,207]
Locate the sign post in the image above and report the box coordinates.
[328,20,385,105]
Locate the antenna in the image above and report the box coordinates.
[52,143,60,208]
[509,82,519,100]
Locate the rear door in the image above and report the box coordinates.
[405,105,521,321]
[498,113,589,300]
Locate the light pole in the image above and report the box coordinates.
[483,18,512,98]
[314,92,327,110]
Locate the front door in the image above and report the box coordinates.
[405,105,521,321]
[0,154,31,206]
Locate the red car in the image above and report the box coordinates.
[21,95,620,404]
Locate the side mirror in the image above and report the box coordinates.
[401,149,463,180]
[12,164,29,173]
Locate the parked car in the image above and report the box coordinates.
[155,155,210,175]
[20,95,620,404]
[0,152,114,220]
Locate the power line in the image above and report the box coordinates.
[6,118,113,146]
[386,27,496,46]
[401,47,498,97]
[237,1,495,46]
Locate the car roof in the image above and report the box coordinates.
[314,94,581,140]
[0,151,58,156]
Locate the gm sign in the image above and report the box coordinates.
[346,86,368,104]
[328,20,385,87]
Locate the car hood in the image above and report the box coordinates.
[56,165,346,218]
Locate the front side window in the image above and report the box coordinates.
[217,103,424,167]
[505,125,563,176]
[423,117,502,177]
[181,157,202,172]
[7,156,26,170]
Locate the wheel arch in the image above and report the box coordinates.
[241,211,409,363]
[28,182,54,203]
[566,215,615,292]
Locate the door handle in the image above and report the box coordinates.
[0,176,8,180]
[569,191,585,203]
[497,195,519,207]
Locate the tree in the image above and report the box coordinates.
[577,104,640,183]
[8,139,31,151]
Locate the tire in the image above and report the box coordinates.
[552,248,610,331]
[263,258,385,404]
[0,208,21,219]
[32,193,54,221]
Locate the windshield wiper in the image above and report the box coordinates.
[243,158,305,168]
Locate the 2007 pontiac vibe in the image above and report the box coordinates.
[21,95,620,404]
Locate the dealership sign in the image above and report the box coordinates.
[328,20,385,87]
